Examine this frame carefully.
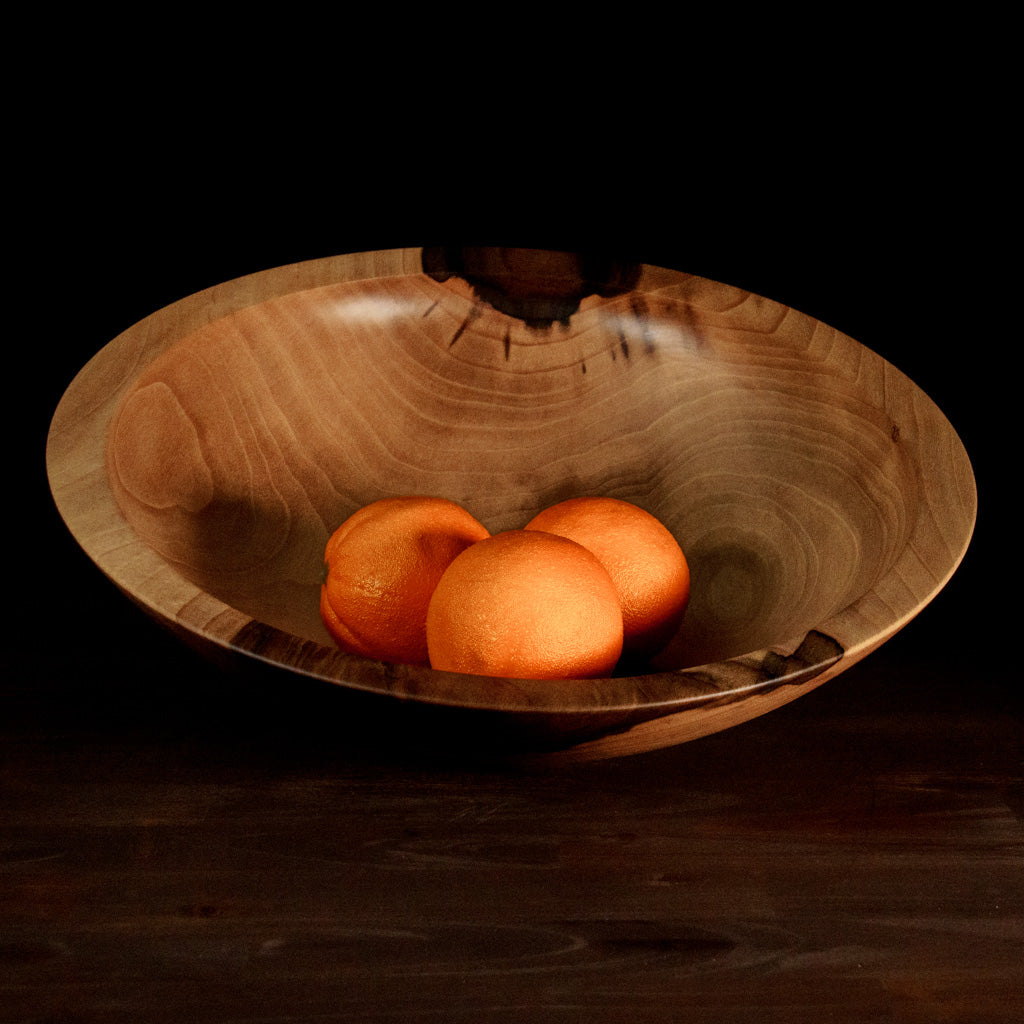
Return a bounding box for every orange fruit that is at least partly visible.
[320,496,490,665]
[524,496,689,660]
[425,530,624,680]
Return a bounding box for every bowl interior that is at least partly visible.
[100,248,930,673]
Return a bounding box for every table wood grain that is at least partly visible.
[3,576,1021,1023]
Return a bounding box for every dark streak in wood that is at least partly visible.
[225,615,849,761]
[760,630,845,689]
[422,246,642,328]
[179,903,221,919]
[449,306,483,348]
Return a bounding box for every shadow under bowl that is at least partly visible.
[46,246,976,761]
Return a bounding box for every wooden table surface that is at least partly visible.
[12,176,1020,1022]
[4,583,1021,1023]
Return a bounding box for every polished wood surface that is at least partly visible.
[46,248,974,759]
[3,607,1021,1023]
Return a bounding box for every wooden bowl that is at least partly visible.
[46,247,976,761]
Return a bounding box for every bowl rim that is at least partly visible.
[45,246,978,720]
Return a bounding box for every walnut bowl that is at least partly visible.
[46,247,976,761]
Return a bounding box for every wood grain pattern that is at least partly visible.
[46,247,976,759]
[3,675,1021,1024]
